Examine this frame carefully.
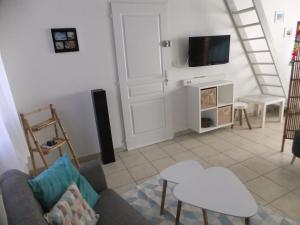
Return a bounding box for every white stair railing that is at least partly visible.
[224,0,287,98]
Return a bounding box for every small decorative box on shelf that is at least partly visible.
[187,80,234,133]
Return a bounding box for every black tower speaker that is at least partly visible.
[91,89,115,164]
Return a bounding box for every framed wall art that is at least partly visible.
[51,28,79,53]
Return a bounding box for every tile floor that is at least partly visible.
[102,116,300,222]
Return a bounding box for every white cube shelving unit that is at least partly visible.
[187,80,234,133]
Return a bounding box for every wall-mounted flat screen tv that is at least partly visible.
[188,35,230,67]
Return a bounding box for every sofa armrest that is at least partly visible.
[79,160,107,193]
[0,170,48,225]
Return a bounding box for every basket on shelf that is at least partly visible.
[201,118,213,128]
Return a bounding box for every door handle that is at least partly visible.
[164,71,169,86]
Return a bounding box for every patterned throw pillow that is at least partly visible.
[44,183,99,225]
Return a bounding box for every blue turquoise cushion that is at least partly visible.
[28,154,100,210]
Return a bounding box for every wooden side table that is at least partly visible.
[239,95,285,128]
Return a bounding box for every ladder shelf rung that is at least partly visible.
[231,7,255,14]
[237,22,260,28]
[32,138,67,155]
[31,118,56,132]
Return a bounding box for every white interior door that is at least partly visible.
[112,2,172,150]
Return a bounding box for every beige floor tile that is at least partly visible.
[162,143,187,156]
[229,164,259,183]
[173,134,193,143]
[206,140,236,153]
[292,187,300,197]
[118,149,141,159]
[272,193,300,222]
[240,143,273,155]
[283,162,300,176]
[263,138,282,150]
[224,148,254,162]
[265,204,287,218]
[264,168,300,190]
[128,163,158,181]
[102,160,126,175]
[212,129,235,138]
[260,152,293,167]
[250,191,268,206]
[197,135,220,144]
[206,153,237,167]
[121,154,148,168]
[114,182,136,195]
[171,151,199,162]
[197,158,211,169]
[136,175,158,185]
[242,157,278,175]
[178,138,203,149]
[246,177,289,202]
[190,145,219,158]
[151,157,177,172]
[141,148,168,161]
[138,144,160,152]
[106,170,134,189]
[157,140,175,148]
[226,136,252,146]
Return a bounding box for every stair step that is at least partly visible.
[256,73,278,77]
[264,93,286,98]
[232,7,255,14]
[261,84,282,87]
[252,62,274,65]
[237,22,260,28]
[247,50,270,53]
[242,37,265,41]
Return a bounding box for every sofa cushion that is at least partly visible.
[28,154,99,210]
[45,183,99,225]
[93,189,150,225]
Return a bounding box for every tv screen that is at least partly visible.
[188,35,230,67]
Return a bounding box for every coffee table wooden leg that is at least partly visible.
[175,201,182,225]
[245,217,250,225]
[202,209,208,225]
[160,180,167,215]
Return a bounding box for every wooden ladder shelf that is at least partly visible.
[20,104,80,175]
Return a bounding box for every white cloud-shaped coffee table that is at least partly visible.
[160,160,204,215]
[160,161,257,225]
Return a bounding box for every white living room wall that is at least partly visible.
[0,0,297,165]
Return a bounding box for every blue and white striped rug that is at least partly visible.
[122,176,299,225]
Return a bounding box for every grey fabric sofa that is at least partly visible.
[0,160,150,225]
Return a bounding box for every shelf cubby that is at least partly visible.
[187,80,234,133]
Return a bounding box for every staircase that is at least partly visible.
[224,0,287,98]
